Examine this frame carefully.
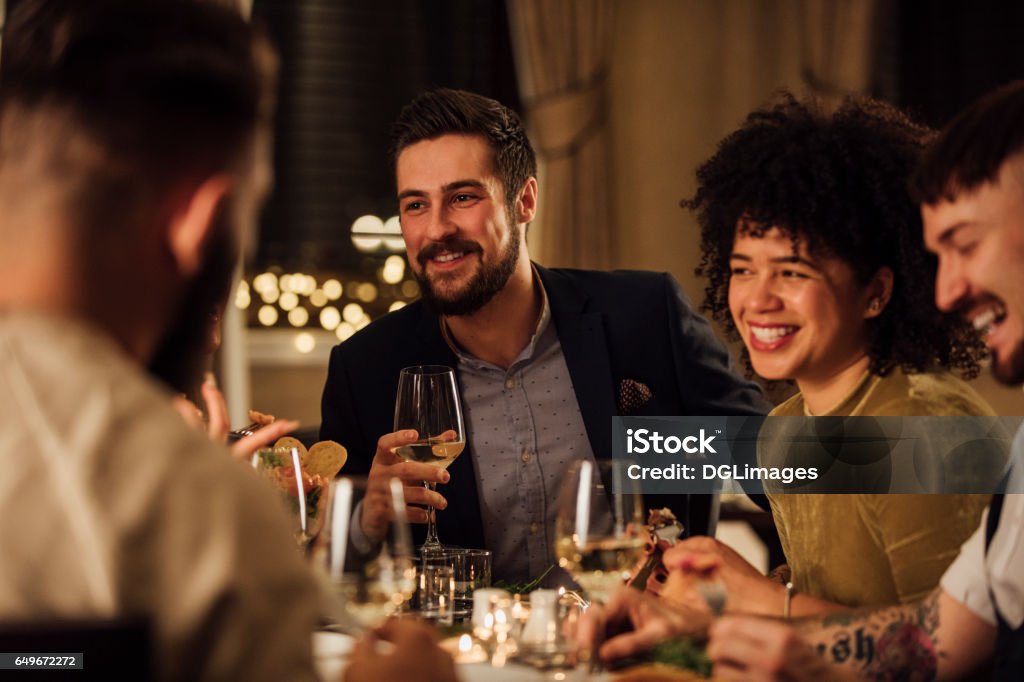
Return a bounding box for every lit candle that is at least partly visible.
[452,633,488,664]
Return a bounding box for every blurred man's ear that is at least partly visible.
[516,177,538,225]
[167,175,232,277]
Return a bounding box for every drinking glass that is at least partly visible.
[392,365,465,556]
[417,561,456,626]
[253,445,327,548]
[448,548,492,617]
[312,477,417,632]
[554,459,646,604]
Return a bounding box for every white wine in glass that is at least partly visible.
[391,438,465,469]
[393,365,465,556]
[555,459,645,603]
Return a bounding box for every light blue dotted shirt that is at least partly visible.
[442,281,597,584]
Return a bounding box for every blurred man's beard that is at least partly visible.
[415,223,521,317]
[147,219,237,394]
[992,344,1024,386]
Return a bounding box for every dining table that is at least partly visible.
[312,630,611,682]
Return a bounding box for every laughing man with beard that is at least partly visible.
[319,89,769,586]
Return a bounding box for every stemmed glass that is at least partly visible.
[253,445,327,549]
[554,459,646,604]
[313,477,417,631]
[392,365,465,557]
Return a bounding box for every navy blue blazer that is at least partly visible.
[320,266,769,549]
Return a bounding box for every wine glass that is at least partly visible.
[313,477,417,631]
[392,365,465,556]
[253,445,327,548]
[554,459,646,604]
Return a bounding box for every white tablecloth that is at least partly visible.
[313,632,608,682]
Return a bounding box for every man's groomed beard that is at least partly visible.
[415,222,521,317]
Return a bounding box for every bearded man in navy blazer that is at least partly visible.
[320,88,768,584]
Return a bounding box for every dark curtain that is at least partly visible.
[877,0,1024,128]
[251,0,520,271]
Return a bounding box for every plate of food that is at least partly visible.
[254,437,348,546]
[613,638,713,681]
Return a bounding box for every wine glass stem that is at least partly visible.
[422,481,441,552]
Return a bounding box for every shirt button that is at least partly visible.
[529,522,540,534]
[505,378,515,389]
[521,451,532,464]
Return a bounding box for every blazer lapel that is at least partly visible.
[538,266,617,460]
[413,304,456,360]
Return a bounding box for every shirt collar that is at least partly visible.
[440,265,552,370]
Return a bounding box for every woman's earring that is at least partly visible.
[868,298,881,313]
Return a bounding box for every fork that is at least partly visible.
[696,579,727,617]
[228,422,261,442]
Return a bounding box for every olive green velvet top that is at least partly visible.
[766,367,994,607]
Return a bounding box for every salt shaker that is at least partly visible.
[472,588,511,633]
[519,589,559,653]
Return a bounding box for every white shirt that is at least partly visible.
[0,312,320,681]
[941,425,1024,628]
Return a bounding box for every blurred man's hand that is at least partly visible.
[345,619,458,682]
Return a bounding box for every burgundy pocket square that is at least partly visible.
[618,379,653,414]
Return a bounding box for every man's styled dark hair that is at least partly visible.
[686,92,987,379]
[0,0,275,239]
[910,80,1024,205]
[390,88,537,217]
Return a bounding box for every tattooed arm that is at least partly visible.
[795,588,994,680]
[708,589,995,681]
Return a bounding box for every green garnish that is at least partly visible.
[650,638,712,677]
[258,449,284,468]
[306,486,321,519]
[492,564,555,594]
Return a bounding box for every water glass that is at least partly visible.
[418,564,455,625]
[447,548,492,616]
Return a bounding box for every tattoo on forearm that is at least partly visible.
[806,591,941,681]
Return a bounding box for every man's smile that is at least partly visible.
[969,300,1007,338]
[428,249,472,270]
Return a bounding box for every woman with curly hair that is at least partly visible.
[666,93,994,616]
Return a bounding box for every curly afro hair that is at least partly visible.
[684,91,986,379]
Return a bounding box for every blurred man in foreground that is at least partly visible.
[0,1,323,679]
[584,81,1024,681]
[0,3,462,680]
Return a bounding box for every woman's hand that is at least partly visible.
[661,536,785,617]
[576,587,711,664]
[173,373,299,462]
